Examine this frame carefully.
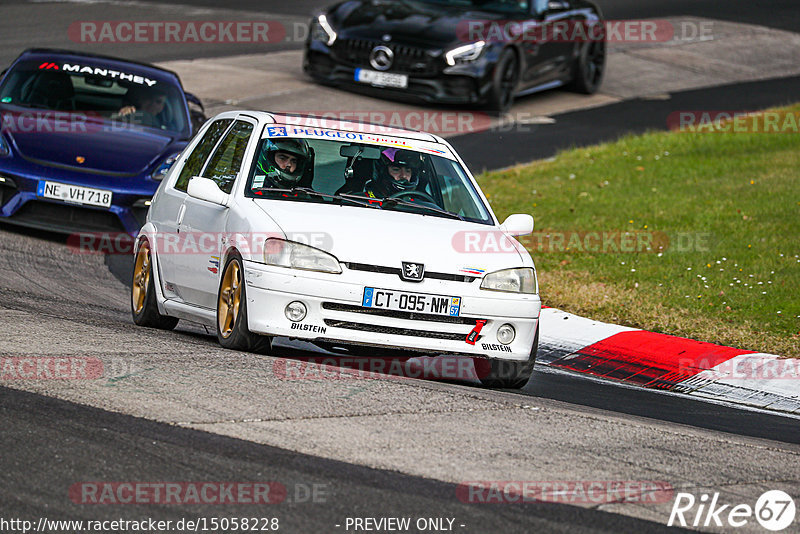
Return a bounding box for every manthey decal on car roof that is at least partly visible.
[37,61,158,86]
[263,125,451,158]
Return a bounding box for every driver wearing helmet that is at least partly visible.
[254,138,311,188]
[363,148,424,199]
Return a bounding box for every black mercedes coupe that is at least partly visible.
[303,0,605,113]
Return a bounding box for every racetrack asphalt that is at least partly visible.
[450,74,800,172]
[1,385,690,534]
[50,0,800,34]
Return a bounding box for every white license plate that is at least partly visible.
[39,181,112,208]
[355,68,408,89]
[362,287,461,317]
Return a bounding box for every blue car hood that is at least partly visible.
[8,120,174,176]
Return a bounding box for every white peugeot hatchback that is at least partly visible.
[132,111,541,388]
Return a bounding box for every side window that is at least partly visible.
[202,120,254,194]
[174,119,233,192]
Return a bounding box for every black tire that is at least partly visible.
[131,239,179,330]
[216,252,273,354]
[568,38,605,94]
[477,327,539,389]
[486,49,519,115]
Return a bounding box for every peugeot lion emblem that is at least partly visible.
[401,262,424,282]
[369,45,394,71]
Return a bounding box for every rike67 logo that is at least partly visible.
[668,490,796,531]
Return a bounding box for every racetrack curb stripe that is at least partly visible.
[537,309,800,414]
[549,331,753,390]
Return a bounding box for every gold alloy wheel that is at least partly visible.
[132,241,151,314]
[218,259,242,339]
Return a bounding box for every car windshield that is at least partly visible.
[0,61,189,136]
[416,0,529,14]
[245,136,494,225]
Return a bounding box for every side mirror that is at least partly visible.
[187,177,228,206]
[500,214,534,236]
[184,92,204,111]
[185,92,207,135]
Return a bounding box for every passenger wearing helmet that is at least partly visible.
[254,138,311,188]
[363,148,424,199]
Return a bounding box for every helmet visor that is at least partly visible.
[264,139,310,179]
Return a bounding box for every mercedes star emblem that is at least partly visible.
[369,45,394,71]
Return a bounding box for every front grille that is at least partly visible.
[323,302,477,324]
[334,39,440,75]
[344,262,476,283]
[12,201,123,232]
[323,319,473,342]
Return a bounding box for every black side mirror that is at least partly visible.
[184,92,207,135]
[184,92,204,111]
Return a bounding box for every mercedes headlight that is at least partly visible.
[151,152,182,181]
[445,41,486,66]
[311,14,337,46]
[480,267,537,294]
[264,238,342,274]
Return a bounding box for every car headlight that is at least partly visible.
[480,267,537,294]
[311,14,337,46]
[263,238,342,274]
[445,41,486,66]
[0,134,10,157]
[151,152,182,181]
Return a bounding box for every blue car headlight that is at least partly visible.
[151,152,182,181]
[0,134,10,157]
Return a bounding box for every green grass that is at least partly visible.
[479,106,800,356]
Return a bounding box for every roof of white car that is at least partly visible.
[230,110,443,144]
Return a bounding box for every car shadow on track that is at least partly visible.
[0,222,137,289]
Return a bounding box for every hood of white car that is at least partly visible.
[252,199,528,275]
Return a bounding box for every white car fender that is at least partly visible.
[134,222,170,315]
[222,198,286,265]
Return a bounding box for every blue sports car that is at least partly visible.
[0,49,206,235]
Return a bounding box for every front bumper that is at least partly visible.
[243,260,541,362]
[304,42,494,105]
[0,163,156,235]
